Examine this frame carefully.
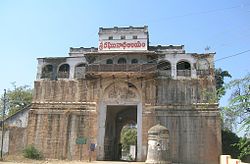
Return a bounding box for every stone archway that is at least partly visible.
[104,105,137,160]
[97,81,142,161]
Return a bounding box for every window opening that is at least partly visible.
[118,58,127,64]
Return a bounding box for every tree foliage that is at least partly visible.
[234,137,250,161]
[120,125,137,152]
[224,73,250,135]
[214,68,233,130]
[222,129,241,159]
[222,129,250,162]
[219,73,250,162]
[1,82,33,116]
[215,69,250,161]
[215,68,232,99]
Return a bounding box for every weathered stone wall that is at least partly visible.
[0,127,27,155]
[156,109,221,164]
[29,72,220,162]
[156,77,216,105]
[33,80,88,102]
[0,130,10,154]
[141,77,221,163]
[27,106,97,160]
[141,107,156,160]
[8,127,27,155]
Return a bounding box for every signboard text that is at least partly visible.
[98,39,147,51]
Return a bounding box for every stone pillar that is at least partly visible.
[191,63,197,79]
[146,124,171,164]
[37,59,43,80]
[171,61,176,79]
[97,102,106,160]
[69,63,75,79]
[137,102,143,161]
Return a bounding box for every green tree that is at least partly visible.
[120,125,137,152]
[215,68,232,99]
[224,73,250,135]
[222,129,241,159]
[220,73,250,162]
[234,137,250,161]
[1,82,33,116]
[214,68,233,130]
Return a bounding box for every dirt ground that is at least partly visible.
[0,155,145,164]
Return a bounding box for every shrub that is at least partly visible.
[23,145,43,160]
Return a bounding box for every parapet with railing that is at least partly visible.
[85,64,157,73]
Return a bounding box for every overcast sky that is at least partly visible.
[0,0,249,107]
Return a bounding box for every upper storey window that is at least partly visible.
[118,58,127,64]
[196,59,209,70]
[75,63,85,79]
[133,35,138,39]
[131,59,138,64]
[121,35,126,40]
[58,64,70,78]
[157,60,171,70]
[157,60,171,77]
[108,36,113,40]
[41,64,53,79]
[196,59,210,75]
[177,61,191,77]
[106,59,113,64]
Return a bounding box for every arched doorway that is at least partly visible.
[104,105,137,160]
[97,82,142,161]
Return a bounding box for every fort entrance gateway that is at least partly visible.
[27,26,221,164]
